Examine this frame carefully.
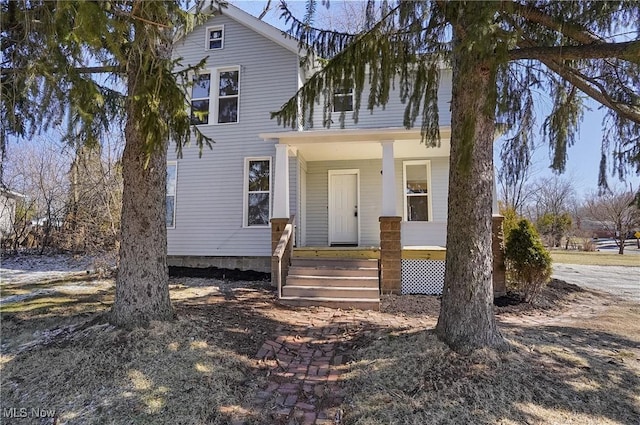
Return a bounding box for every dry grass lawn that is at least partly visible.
[1,277,280,424]
[1,268,639,424]
[344,300,640,424]
[550,249,640,267]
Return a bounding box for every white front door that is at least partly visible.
[328,170,359,245]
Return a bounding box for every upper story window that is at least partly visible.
[190,67,239,125]
[333,88,353,112]
[166,162,177,228]
[206,25,224,50]
[403,160,432,222]
[191,74,211,125]
[218,69,239,123]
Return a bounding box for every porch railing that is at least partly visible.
[272,215,295,299]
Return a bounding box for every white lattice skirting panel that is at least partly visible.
[401,259,445,295]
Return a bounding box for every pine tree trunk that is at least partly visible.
[435,10,506,351]
[111,121,174,327]
[110,33,174,327]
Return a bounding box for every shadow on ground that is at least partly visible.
[1,273,639,424]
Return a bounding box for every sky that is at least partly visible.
[230,0,639,199]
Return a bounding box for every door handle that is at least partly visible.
[354,206,358,217]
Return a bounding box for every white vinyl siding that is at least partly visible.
[169,14,299,257]
[309,69,453,129]
[166,162,177,228]
[169,12,453,257]
[304,157,448,247]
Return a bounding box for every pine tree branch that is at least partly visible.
[507,2,640,66]
[508,40,640,61]
[540,58,640,124]
[510,1,603,45]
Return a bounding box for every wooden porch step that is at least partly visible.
[288,265,378,278]
[282,255,380,311]
[286,274,379,288]
[282,285,379,299]
[290,257,378,269]
[279,296,380,311]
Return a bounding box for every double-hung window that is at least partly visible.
[403,160,432,221]
[206,26,224,50]
[191,74,211,125]
[166,162,177,228]
[190,67,240,125]
[333,88,353,112]
[217,69,239,123]
[244,158,271,227]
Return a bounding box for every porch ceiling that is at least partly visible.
[260,127,451,161]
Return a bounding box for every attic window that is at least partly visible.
[333,88,353,112]
[207,26,224,50]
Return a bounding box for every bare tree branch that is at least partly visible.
[1,66,123,76]
[257,0,272,20]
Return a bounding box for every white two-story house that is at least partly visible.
[168,3,504,308]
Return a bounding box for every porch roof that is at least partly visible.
[260,127,451,161]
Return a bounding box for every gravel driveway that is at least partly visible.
[552,263,640,302]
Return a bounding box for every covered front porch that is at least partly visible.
[262,127,505,306]
[261,127,452,251]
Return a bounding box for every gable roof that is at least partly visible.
[189,1,302,55]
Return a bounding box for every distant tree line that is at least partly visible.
[2,132,123,255]
[498,169,640,255]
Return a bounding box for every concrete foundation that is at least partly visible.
[167,256,271,273]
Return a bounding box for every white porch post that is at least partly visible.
[381,141,397,216]
[273,143,290,219]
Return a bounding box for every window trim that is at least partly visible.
[215,66,240,124]
[403,160,433,222]
[190,73,211,125]
[166,161,178,229]
[333,88,354,112]
[205,25,224,50]
[243,157,272,228]
[189,66,240,126]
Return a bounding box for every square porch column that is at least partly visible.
[381,141,397,217]
[380,216,402,294]
[272,143,290,220]
[380,141,401,294]
[271,144,291,287]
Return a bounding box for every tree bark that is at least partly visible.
[110,34,174,327]
[436,12,506,352]
[111,119,174,327]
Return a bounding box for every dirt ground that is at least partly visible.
[1,255,639,424]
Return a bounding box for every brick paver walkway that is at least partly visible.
[251,308,435,424]
[253,316,349,424]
